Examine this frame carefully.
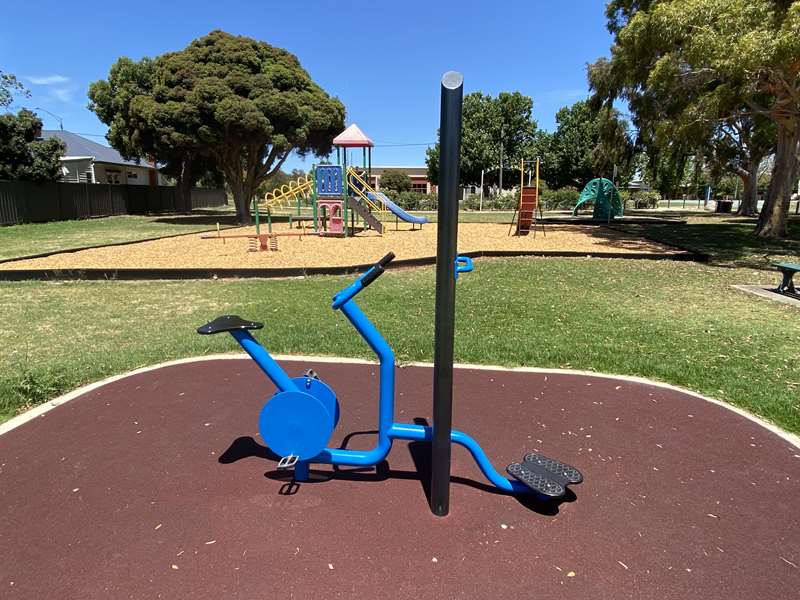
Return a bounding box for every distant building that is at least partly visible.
[368,166,435,194]
[41,130,161,185]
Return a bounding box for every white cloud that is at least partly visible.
[52,88,74,102]
[27,74,70,85]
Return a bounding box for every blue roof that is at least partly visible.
[41,130,153,168]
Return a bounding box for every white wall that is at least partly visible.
[94,163,155,186]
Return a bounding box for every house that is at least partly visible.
[368,166,435,194]
[41,130,161,185]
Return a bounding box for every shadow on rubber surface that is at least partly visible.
[217,423,574,516]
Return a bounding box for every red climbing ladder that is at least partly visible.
[517,186,539,234]
[509,159,546,237]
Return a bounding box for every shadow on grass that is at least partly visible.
[153,214,243,227]
[615,217,800,268]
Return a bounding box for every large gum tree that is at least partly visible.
[591,0,800,238]
[148,31,344,224]
[90,31,345,223]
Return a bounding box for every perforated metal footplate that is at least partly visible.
[507,453,583,498]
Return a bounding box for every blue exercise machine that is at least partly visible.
[197,251,582,500]
[197,71,582,515]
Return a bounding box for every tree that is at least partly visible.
[1,69,28,109]
[0,110,65,181]
[426,91,542,188]
[544,100,634,189]
[706,114,775,215]
[89,57,218,213]
[150,31,344,223]
[90,32,344,223]
[591,0,800,238]
[379,169,412,192]
[590,53,775,213]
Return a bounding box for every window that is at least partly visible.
[106,170,121,185]
[127,171,138,179]
[411,182,428,194]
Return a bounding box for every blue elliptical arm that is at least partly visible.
[368,192,429,225]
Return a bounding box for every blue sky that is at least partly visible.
[1,0,613,171]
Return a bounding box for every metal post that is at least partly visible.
[498,126,504,191]
[311,167,318,232]
[479,169,484,211]
[343,149,349,237]
[254,197,260,235]
[431,71,464,518]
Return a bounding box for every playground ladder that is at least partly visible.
[510,186,546,237]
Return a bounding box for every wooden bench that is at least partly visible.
[773,262,800,295]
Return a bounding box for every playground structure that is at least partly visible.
[509,158,546,237]
[196,73,583,514]
[202,124,428,251]
[573,177,624,220]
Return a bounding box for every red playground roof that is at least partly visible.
[333,124,374,148]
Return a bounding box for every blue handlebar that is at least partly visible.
[332,252,396,310]
[331,272,369,310]
[455,255,474,280]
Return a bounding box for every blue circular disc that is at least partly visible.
[259,390,334,460]
[290,376,340,427]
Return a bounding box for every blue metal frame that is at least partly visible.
[224,260,530,493]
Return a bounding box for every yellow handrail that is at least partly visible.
[346,168,387,214]
[260,175,313,209]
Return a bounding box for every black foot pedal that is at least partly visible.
[507,453,583,498]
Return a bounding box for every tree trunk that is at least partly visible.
[177,157,194,214]
[735,154,761,217]
[230,181,251,225]
[755,121,798,238]
[223,162,252,225]
[223,145,287,225]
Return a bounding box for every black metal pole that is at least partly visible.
[431,71,464,517]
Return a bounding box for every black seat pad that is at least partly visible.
[197,315,264,335]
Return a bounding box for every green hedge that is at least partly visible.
[620,190,660,209]
[541,186,580,210]
[462,193,518,211]
[386,190,437,211]
[383,186,661,213]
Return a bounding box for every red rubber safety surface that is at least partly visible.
[0,359,798,599]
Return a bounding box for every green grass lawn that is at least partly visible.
[618,215,800,268]
[2,258,797,433]
[0,213,240,261]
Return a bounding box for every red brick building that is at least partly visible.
[368,166,435,194]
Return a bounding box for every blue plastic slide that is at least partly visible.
[368,192,429,225]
